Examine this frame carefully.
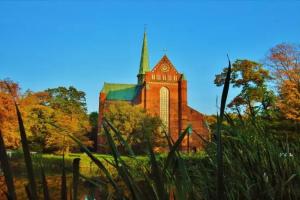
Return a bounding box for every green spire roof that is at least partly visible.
[138,31,150,75]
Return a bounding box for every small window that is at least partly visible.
[174,76,177,81]
[156,74,161,80]
[168,75,172,81]
[152,74,155,80]
[163,75,166,80]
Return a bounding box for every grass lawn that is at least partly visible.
[8,151,206,178]
[2,150,208,199]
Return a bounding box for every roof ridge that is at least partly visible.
[104,82,137,86]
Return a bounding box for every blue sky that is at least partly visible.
[1,1,300,114]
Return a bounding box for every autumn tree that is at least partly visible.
[20,91,57,152]
[215,59,274,122]
[15,87,92,153]
[101,101,166,154]
[0,80,20,148]
[266,43,300,122]
[0,82,92,152]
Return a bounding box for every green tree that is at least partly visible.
[88,111,98,151]
[101,101,165,154]
[46,86,87,114]
[44,86,92,153]
[215,59,274,121]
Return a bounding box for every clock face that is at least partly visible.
[161,65,169,72]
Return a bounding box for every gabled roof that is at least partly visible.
[101,83,139,101]
[151,55,180,74]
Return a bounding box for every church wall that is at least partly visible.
[181,106,210,151]
[143,81,180,142]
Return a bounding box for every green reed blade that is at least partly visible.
[0,130,17,200]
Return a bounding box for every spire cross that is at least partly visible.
[163,48,168,54]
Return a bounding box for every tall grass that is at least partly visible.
[72,158,80,200]
[40,164,50,200]
[61,151,67,200]
[0,130,17,200]
[6,82,38,200]
[216,56,232,200]
[16,103,38,200]
[191,123,300,199]
[67,118,194,199]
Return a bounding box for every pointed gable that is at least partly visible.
[151,55,179,74]
[148,55,182,82]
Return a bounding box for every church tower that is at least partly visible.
[137,31,150,85]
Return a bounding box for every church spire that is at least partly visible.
[138,31,150,84]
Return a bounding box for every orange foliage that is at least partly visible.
[0,80,20,148]
[267,43,300,122]
[0,80,92,151]
[277,80,300,122]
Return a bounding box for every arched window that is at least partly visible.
[160,87,169,131]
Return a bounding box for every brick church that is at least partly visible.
[98,32,209,152]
